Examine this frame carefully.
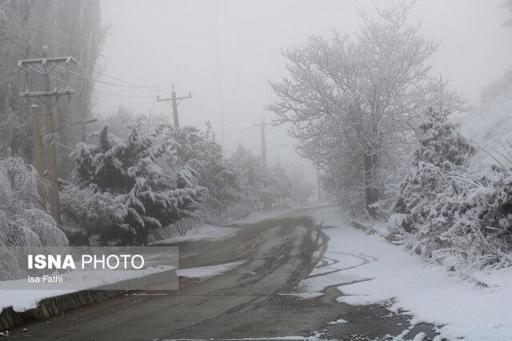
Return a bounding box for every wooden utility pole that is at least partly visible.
[316,168,322,203]
[30,104,46,208]
[157,85,191,129]
[18,46,77,225]
[253,118,270,165]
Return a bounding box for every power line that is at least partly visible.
[40,60,223,132]
[5,36,168,94]
[99,71,170,91]
[94,89,156,98]
[59,67,170,93]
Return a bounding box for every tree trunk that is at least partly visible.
[363,152,378,218]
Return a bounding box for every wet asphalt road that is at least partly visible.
[8,209,438,340]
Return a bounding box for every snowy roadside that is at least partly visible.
[0,265,176,312]
[151,206,315,245]
[0,208,297,316]
[229,206,306,225]
[297,206,512,340]
[151,223,238,244]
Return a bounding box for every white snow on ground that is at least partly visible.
[304,206,512,341]
[153,206,320,245]
[0,265,175,311]
[177,261,244,279]
[278,292,324,299]
[231,207,302,225]
[0,289,73,313]
[152,224,237,244]
[328,318,348,325]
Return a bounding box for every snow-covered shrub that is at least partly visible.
[402,167,512,269]
[64,124,207,245]
[167,125,240,217]
[395,107,475,224]
[390,107,512,270]
[390,108,499,269]
[0,157,68,279]
[0,157,68,247]
[60,184,128,245]
[468,170,512,260]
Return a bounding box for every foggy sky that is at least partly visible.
[96,0,512,171]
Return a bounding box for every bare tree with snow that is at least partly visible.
[270,1,464,217]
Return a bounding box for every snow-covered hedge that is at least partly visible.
[390,108,512,270]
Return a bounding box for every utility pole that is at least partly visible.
[253,118,270,165]
[18,46,77,225]
[30,104,46,208]
[316,168,322,203]
[157,85,191,129]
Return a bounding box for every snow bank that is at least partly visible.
[306,206,512,341]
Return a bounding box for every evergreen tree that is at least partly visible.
[65,124,207,245]
[170,125,239,215]
[391,108,482,264]
[395,108,475,218]
[414,108,475,168]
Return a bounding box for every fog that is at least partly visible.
[4,2,512,336]
[97,0,512,170]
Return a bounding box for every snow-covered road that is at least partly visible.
[304,206,512,341]
[7,206,511,340]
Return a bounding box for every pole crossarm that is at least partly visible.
[17,56,78,68]
[176,92,192,105]
[19,88,74,98]
[156,96,172,102]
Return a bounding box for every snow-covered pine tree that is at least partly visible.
[167,125,240,216]
[390,107,481,264]
[394,107,475,219]
[65,124,207,245]
[413,108,475,169]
